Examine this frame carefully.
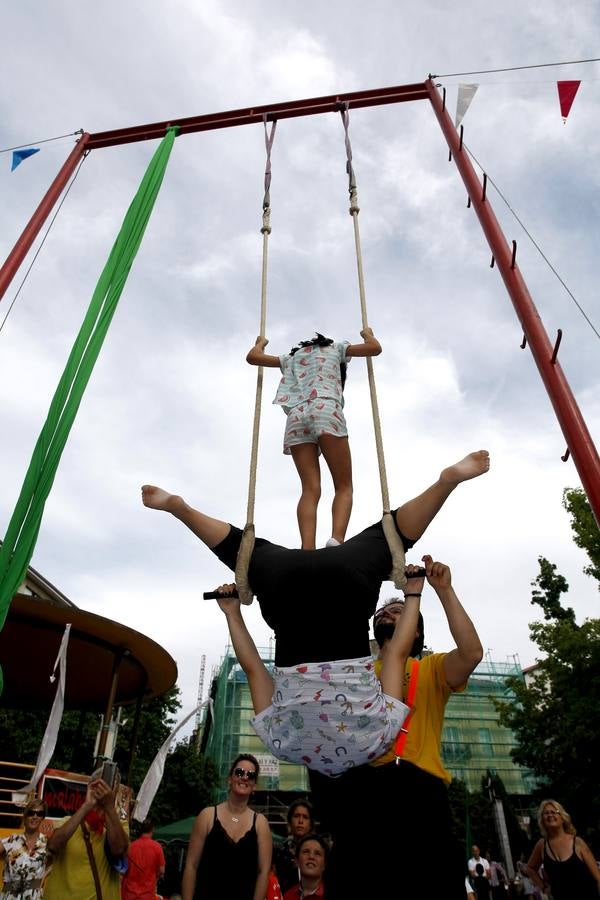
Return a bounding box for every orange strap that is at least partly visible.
[394,658,420,763]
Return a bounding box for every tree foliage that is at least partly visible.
[149,741,218,826]
[563,487,600,584]
[447,774,529,869]
[113,687,181,789]
[494,490,600,849]
[0,685,217,825]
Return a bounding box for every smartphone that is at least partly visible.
[99,760,118,788]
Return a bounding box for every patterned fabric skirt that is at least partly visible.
[251,655,408,776]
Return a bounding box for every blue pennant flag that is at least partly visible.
[11,147,40,171]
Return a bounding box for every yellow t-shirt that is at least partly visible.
[44,818,125,900]
[373,653,464,783]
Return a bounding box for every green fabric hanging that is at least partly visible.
[0,127,179,694]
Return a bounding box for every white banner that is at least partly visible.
[133,699,211,822]
[13,624,71,804]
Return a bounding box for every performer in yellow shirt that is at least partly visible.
[310,557,482,900]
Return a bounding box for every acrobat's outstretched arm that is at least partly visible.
[423,556,483,689]
[345,326,382,357]
[246,335,280,367]
[379,565,424,701]
[216,585,274,715]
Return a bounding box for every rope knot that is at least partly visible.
[261,207,272,235]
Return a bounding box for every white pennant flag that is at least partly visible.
[455,83,479,128]
[133,698,213,822]
[13,624,71,804]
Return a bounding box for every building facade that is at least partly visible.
[199,646,536,807]
[441,657,537,795]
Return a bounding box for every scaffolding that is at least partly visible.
[200,646,536,808]
[201,645,309,805]
[441,657,538,795]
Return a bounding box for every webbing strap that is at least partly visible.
[80,823,103,900]
[339,105,406,588]
[235,118,277,604]
[0,128,179,694]
[394,657,420,762]
[262,117,277,210]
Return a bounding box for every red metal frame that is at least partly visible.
[0,132,90,301]
[426,79,600,522]
[1,80,598,522]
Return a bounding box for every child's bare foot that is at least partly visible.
[141,484,182,513]
[440,450,490,485]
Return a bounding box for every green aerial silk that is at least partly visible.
[0,127,179,694]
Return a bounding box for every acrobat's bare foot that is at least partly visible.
[141,484,183,514]
[440,450,490,486]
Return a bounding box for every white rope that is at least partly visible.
[235,118,277,604]
[340,105,406,589]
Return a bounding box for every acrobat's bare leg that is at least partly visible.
[141,485,230,548]
[395,450,490,542]
[290,444,321,550]
[319,434,353,544]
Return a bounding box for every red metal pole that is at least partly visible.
[84,83,429,150]
[426,79,600,524]
[0,133,91,303]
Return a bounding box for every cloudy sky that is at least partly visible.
[1,1,599,733]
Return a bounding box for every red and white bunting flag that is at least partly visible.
[455,83,479,128]
[557,80,581,122]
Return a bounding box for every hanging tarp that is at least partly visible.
[0,127,179,694]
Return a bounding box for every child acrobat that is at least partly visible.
[214,563,427,777]
[246,328,382,550]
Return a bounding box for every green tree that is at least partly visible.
[1,687,185,787]
[149,740,218,826]
[448,774,529,870]
[494,491,600,849]
[563,487,600,584]
[114,687,181,789]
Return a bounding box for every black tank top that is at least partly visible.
[543,836,598,900]
[194,806,259,900]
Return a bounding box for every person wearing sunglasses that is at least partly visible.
[181,754,272,900]
[305,559,484,900]
[0,799,49,900]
